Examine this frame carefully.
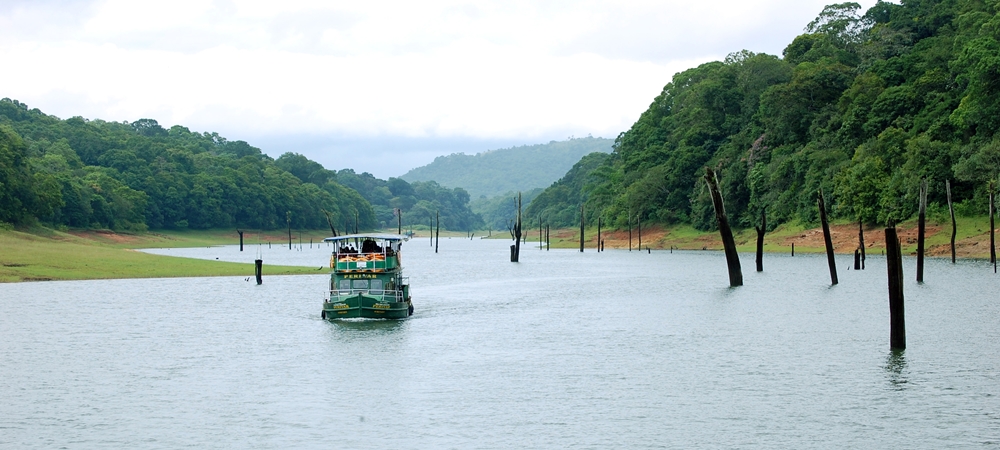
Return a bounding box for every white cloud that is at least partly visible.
[0,0,887,176]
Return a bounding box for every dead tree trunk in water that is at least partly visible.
[238,229,244,252]
[286,211,292,250]
[818,190,838,285]
[579,204,585,253]
[755,209,766,272]
[886,226,906,349]
[435,210,440,254]
[704,168,743,287]
[323,210,338,237]
[597,217,602,253]
[396,208,402,235]
[917,179,927,282]
[628,213,633,252]
[991,181,996,272]
[858,220,866,270]
[255,259,263,285]
[637,214,642,252]
[946,180,956,263]
[511,192,522,262]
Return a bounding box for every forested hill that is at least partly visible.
[0,99,481,232]
[399,137,612,198]
[532,0,1000,229]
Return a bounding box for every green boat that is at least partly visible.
[321,234,413,320]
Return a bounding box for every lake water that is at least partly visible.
[2,237,998,448]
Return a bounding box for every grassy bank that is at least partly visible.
[527,215,999,259]
[0,227,328,283]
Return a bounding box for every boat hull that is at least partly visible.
[322,294,411,320]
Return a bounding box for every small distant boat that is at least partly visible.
[321,234,413,319]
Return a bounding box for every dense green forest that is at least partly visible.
[275,154,482,231]
[400,137,612,198]
[0,100,480,232]
[470,188,544,232]
[531,0,1000,230]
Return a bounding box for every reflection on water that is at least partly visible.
[885,349,908,389]
[2,239,999,448]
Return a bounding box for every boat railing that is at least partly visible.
[327,288,405,302]
[331,251,399,272]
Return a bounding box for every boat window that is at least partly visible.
[352,279,368,290]
[338,279,351,291]
[370,280,383,291]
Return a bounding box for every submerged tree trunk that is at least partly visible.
[255,259,263,285]
[858,220,866,270]
[435,210,440,254]
[886,226,906,350]
[597,217,602,253]
[238,229,244,252]
[323,210,338,237]
[637,215,642,252]
[917,179,927,282]
[579,204,585,253]
[755,208,766,272]
[512,192,522,262]
[947,180,956,264]
[818,190,838,285]
[991,181,997,272]
[286,211,292,250]
[704,168,743,287]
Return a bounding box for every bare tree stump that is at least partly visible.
[755,208,766,272]
[947,180,956,264]
[917,179,927,282]
[858,220,866,270]
[885,227,905,349]
[238,229,244,252]
[579,203,585,253]
[818,190,838,285]
[704,168,743,287]
[255,259,263,285]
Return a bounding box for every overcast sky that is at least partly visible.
[0,0,884,178]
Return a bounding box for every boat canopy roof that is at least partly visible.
[323,233,409,243]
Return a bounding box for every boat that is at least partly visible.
[321,233,413,319]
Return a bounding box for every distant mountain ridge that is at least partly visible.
[399,137,613,198]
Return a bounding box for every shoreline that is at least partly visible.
[3,217,997,282]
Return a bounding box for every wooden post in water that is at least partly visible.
[637,214,642,252]
[858,220,866,270]
[818,190,838,285]
[628,213,633,252]
[286,211,292,250]
[435,210,440,254]
[539,215,543,250]
[704,168,743,287]
[991,181,996,272]
[755,208,766,272]
[597,217,602,253]
[885,226,905,349]
[323,210,338,237]
[579,204,585,252]
[791,242,794,256]
[512,192,522,262]
[947,180,956,263]
[397,208,402,235]
[545,224,549,251]
[255,259,263,285]
[238,229,244,252]
[854,249,861,270]
[917,179,927,282]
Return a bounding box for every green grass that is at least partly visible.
[0,228,324,283]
